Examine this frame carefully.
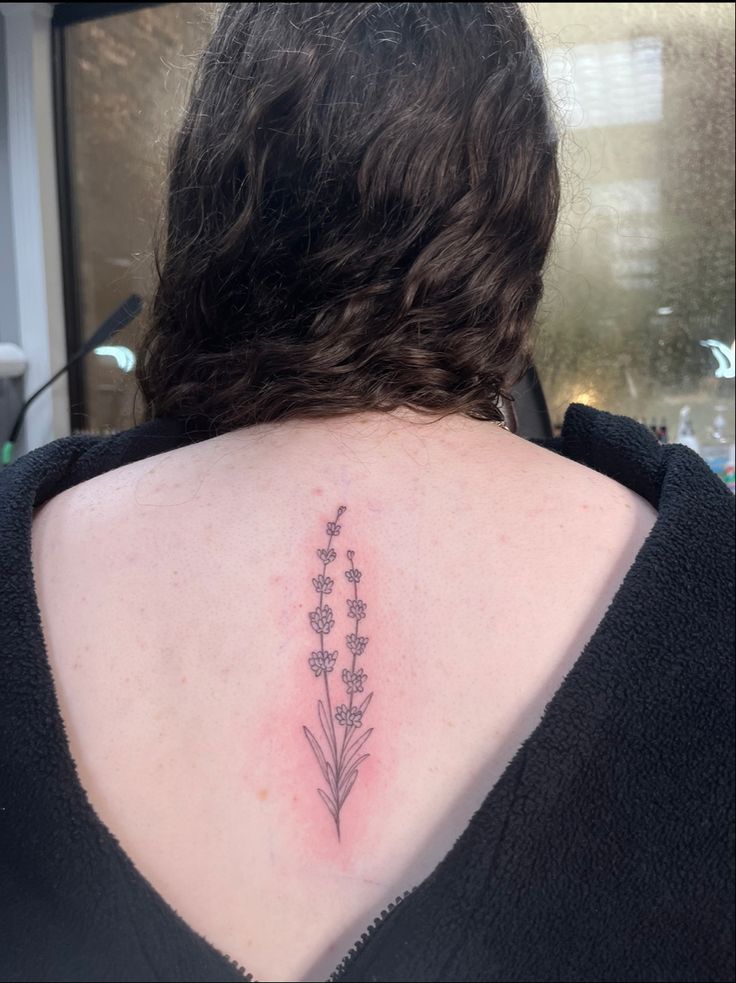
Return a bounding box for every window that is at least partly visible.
[529,3,734,458]
[57,2,734,475]
[57,2,217,433]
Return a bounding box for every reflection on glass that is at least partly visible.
[699,341,735,380]
[546,38,662,128]
[93,346,136,373]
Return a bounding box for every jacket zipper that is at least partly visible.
[327,887,417,981]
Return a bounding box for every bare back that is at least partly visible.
[31,412,658,982]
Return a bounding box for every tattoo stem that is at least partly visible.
[337,553,360,780]
[320,521,340,762]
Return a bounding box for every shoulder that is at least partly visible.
[512,428,660,548]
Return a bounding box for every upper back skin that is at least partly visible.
[30,410,658,982]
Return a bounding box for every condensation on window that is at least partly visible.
[528,2,734,458]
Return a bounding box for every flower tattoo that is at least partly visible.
[347,598,367,620]
[309,651,337,676]
[312,574,334,594]
[342,667,367,694]
[302,507,374,841]
[335,705,364,728]
[346,633,369,656]
[309,605,334,634]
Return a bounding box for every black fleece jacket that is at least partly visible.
[0,403,733,982]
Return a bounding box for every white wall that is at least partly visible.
[0,2,69,453]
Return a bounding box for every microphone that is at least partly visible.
[2,294,143,466]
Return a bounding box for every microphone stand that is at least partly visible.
[2,294,142,466]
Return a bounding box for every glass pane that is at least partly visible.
[529,2,734,487]
[64,2,218,433]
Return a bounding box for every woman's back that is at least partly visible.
[30,411,659,981]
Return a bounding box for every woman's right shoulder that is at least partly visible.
[511,429,660,550]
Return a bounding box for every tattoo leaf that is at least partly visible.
[326,761,338,797]
[317,699,336,758]
[317,788,338,820]
[303,726,330,784]
[340,753,369,790]
[338,768,360,808]
[357,691,373,716]
[343,725,373,763]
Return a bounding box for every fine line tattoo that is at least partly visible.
[303,506,373,841]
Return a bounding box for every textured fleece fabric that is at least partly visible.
[0,403,733,983]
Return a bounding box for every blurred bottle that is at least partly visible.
[700,405,734,492]
[725,442,735,494]
[675,405,700,453]
[658,418,668,444]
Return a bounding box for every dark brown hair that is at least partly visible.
[136,2,560,430]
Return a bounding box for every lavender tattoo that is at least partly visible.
[303,506,373,840]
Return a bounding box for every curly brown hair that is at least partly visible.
[136,2,560,430]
